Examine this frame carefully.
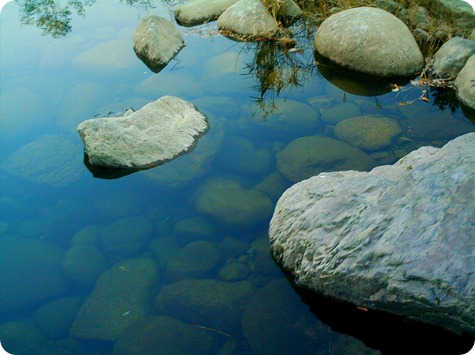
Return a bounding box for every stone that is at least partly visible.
[247,98,321,140]
[133,16,184,73]
[218,260,251,281]
[154,279,256,337]
[70,258,158,341]
[165,241,222,281]
[430,37,475,79]
[455,54,475,110]
[314,7,424,77]
[1,134,83,187]
[241,279,322,354]
[321,102,361,125]
[73,39,138,73]
[99,216,153,255]
[0,321,46,355]
[217,0,279,39]
[148,237,181,270]
[0,237,68,314]
[94,190,142,218]
[113,316,218,355]
[269,133,475,336]
[195,177,274,227]
[77,96,209,169]
[174,0,239,26]
[62,245,107,286]
[173,217,214,243]
[334,115,402,151]
[276,136,376,183]
[34,297,83,339]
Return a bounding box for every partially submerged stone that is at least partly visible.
[133,16,184,72]
[218,0,279,40]
[430,37,475,79]
[77,96,209,169]
[314,7,424,77]
[174,0,239,26]
[455,54,475,111]
[270,133,475,336]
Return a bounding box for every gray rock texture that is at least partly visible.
[313,7,424,77]
[217,0,279,39]
[431,37,475,79]
[174,0,239,26]
[133,16,184,72]
[455,54,475,111]
[77,96,209,169]
[269,133,475,336]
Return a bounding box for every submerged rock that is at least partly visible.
[62,245,107,286]
[0,237,68,314]
[174,0,239,26]
[133,16,184,73]
[113,316,218,355]
[276,136,376,183]
[154,279,256,337]
[455,54,475,110]
[314,7,424,77]
[334,115,402,151]
[1,134,83,187]
[195,177,274,227]
[77,96,209,169]
[70,258,157,341]
[34,297,83,339]
[270,133,475,336]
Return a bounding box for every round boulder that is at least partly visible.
[334,115,402,151]
[455,54,475,110]
[276,136,376,183]
[314,7,424,77]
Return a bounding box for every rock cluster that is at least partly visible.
[270,133,475,336]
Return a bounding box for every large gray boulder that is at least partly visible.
[174,0,239,26]
[314,7,424,77]
[133,16,184,72]
[77,96,209,169]
[455,54,475,110]
[430,37,475,79]
[270,133,475,336]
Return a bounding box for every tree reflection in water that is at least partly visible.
[16,0,159,37]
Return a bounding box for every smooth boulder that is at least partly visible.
[430,37,475,79]
[455,54,475,110]
[133,16,184,72]
[270,133,475,336]
[174,0,239,26]
[77,96,209,169]
[314,7,424,77]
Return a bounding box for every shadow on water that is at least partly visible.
[282,274,475,354]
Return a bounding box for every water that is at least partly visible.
[1,1,474,354]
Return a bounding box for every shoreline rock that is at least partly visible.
[270,133,475,336]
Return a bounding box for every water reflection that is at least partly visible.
[16,0,158,37]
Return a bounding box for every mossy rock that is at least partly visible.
[334,115,402,151]
[276,136,376,182]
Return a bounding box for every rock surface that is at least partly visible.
[70,258,157,341]
[174,0,239,26]
[334,115,401,151]
[217,0,278,39]
[133,16,184,72]
[276,136,376,183]
[269,133,475,336]
[314,7,424,77]
[113,316,217,355]
[455,54,475,110]
[430,37,475,79]
[77,96,209,169]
